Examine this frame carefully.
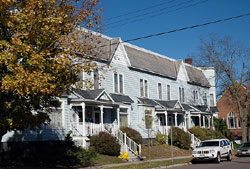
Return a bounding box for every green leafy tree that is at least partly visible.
[0,0,103,141]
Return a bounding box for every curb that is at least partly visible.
[150,162,190,169]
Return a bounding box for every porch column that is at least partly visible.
[199,114,201,127]
[203,115,205,128]
[165,111,168,126]
[100,105,104,130]
[174,113,177,127]
[208,116,211,128]
[183,114,187,130]
[117,108,120,128]
[81,103,86,137]
[211,115,214,130]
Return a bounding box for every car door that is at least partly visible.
[221,140,228,157]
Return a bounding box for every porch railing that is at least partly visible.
[110,128,141,159]
[186,130,201,149]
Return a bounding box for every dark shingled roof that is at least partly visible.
[138,97,160,106]
[155,100,178,109]
[73,89,104,100]
[181,104,193,111]
[193,105,209,112]
[110,93,134,104]
[185,65,210,87]
[124,45,177,79]
[210,106,219,113]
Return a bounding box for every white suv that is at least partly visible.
[192,139,232,163]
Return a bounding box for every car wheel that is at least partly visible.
[227,152,232,161]
[215,153,221,163]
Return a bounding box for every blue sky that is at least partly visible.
[100,0,250,60]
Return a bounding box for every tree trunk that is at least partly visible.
[242,120,247,143]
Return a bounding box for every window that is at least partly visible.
[158,83,162,99]
[210,93,214,106]
[140,79,144,97]
[196,91,198,104]
[193,91,196,104]
[167,85,170,100]
[238,118,241,128]
[140,79,148,97]
[203,92,207,105]
[179,87,184,102]
[93,70,99,89]
[182,88,185,102]
[119,74,123,93]
[145,80,148,97]
[114,73,118,93]
[49,109,62,127]
[179,87,181,102]
[77,71,84,88]
[228,112,236,129]
[114,73,124,94]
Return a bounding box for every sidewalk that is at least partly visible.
[81,155,192,169]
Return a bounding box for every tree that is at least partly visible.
[0,0,103,141]
[193,34,250,143]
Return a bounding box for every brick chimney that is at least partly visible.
[185,58,192,65]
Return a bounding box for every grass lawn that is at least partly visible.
[142,144,192,160]
[108,158,191,169]
[93,154,126,166]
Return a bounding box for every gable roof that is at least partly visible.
[124,45,177,79]
[73,89,105,100]
[73,29,120,62]
[185,65,210,87]
[110,93,134,104]
[155,100,178,109]
[138,97,160,106]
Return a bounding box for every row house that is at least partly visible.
[2,31,218,149]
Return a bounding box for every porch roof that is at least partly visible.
[192,105,209,112]
[155,100,178,109]
[210,106,219,113]
[137,97,160,107]
[181,104,194,111]
[110,93,134,104]
[73,89,104,100]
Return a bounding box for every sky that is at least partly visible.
[99,0,250,61]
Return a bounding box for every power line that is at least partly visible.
[95,12,250,50]
[107,0,209,29]
[104,0,176,21]
[123,12,250,43]
[105,0,196,27]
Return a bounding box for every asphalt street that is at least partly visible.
[175,157,250,169]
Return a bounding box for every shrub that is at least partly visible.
[155,132,167,144]
[168,127,191,149]
[120,127,143,144]
[188,126,227,141]
[0,134,97,167]
[90,132,121,156]
[188,126,207,141]
[214,118,234,141]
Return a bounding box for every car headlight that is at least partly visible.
[192,151,196,154]
[237,150,241,152]
[210,150,215,153]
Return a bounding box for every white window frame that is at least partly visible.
[113,72,124,94]
[139,78,149,97]
[228,112,236,129]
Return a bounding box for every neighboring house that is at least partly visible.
[2,31,218,148]
[217,86,249,141]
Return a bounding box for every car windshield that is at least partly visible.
[199,141,219,147]
[242,143,250,147]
